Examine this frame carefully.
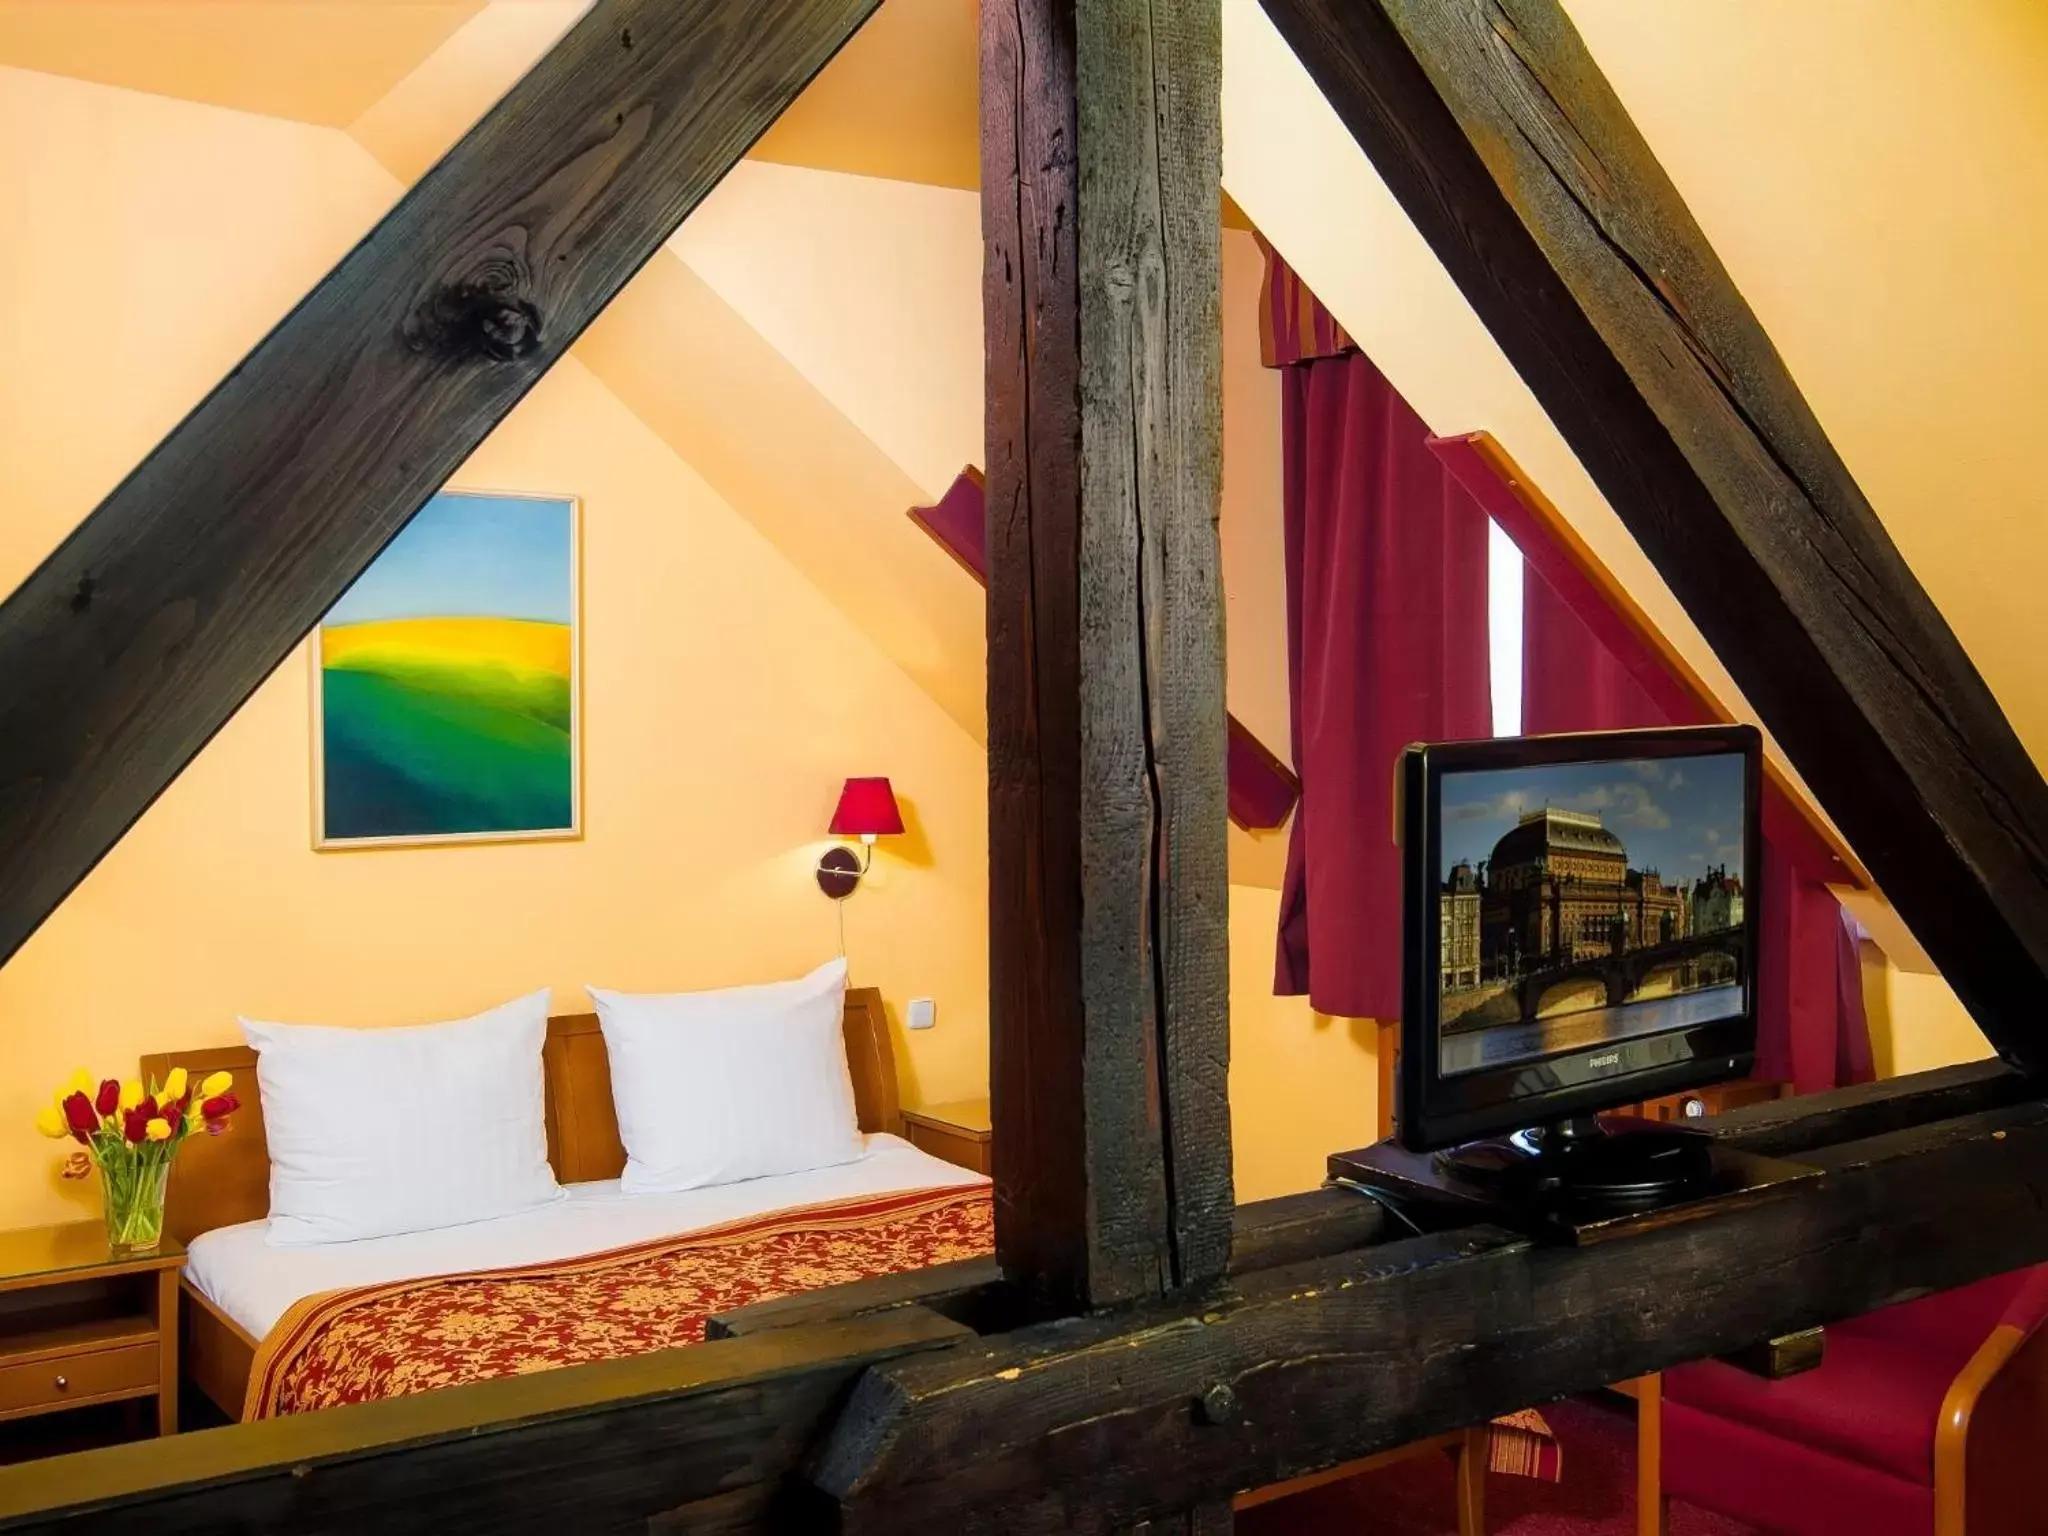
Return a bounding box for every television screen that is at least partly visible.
[1433,749,1749,1080]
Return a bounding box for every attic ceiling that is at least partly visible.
[0,0,984,183]
[13,0,2027,935]
[0,2,484,126]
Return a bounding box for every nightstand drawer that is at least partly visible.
[904,1119,991,1174]
[0,1341,157,1418]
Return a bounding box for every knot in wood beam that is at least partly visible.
[404,255,542,363]
[1194,1382,1240,1426]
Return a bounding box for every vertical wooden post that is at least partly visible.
[982,0,1232,1310]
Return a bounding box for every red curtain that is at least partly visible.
[1272,352,1493,1018]
[1521,569,1666,736]
[1520,565,1874,1093]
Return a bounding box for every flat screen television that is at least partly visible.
[1397,724,1762,1154]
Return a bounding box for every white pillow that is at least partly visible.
[589,958,862,1194]
[241,991,563,1247]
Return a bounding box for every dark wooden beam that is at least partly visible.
[981,0,1232,1308]
[1710,1057,2037,1158]
[706,1191,1390,1343]
[816,1096,2048,1534]
[907,469,1301,832]
[0,1309,965,1535]
[1254,0,2048,1066]
[0,0,878,969]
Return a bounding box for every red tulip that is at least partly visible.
[200,1093,239,1120]
[121,1102,155,1144]
[94,1079,119,1117]
[60,1092,98,1143]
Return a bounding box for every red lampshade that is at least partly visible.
[829,777,904,838]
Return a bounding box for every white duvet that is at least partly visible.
[185,1133,984,1341]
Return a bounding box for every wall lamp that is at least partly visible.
[816,777,904,899]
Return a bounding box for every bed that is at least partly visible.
[142,988,989,1421]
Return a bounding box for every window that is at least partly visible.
[1488,519,1524,736]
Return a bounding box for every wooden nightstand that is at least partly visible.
[0,1223,183,1436]
[901,1099,993,1175]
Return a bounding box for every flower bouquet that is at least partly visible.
[36,1067,242,1257]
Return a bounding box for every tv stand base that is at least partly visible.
[1329,1115,1819,1245]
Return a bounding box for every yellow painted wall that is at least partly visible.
[1229,886,1378,1202]
[672,161,986,504]
[0,69,990,1229]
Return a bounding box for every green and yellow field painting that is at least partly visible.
[316,493,577,845]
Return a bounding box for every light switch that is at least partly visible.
[907,997,937,1031]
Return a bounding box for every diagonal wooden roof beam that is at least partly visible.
[0,0,880,967]
[1256,0,2048,1067]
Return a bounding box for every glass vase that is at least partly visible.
[102,1155,172,1258]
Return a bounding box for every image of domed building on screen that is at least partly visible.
[1435,755,1747,1041]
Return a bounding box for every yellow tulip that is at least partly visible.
[65,1068,92,1096]
[200,1070,233,1100]
[34,1105,66,1139]
[144,1118,171,1142]
[117,1080,144,1112]
[161,1067,188,1103]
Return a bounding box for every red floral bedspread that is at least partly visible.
[244,1184,993,1419]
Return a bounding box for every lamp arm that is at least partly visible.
[815,842,874,877]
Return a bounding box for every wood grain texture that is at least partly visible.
[1255,0,2048,1066]
[0,1309,968,1535]
[1074,0,1231,1296]
[706,1257,1005,1344]
[983,0,1094,1310]
[1126,1502,1233,1536]
[1708,1057,2036,1158]
[0,0,879,971]
[906,469,1297,832]
[983,0,1231,1312]
[816,1098,2048,1534]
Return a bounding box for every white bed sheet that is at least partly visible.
[185,1133,985,1341]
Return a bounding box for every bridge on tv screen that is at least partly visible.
[1514,928,1747,1019]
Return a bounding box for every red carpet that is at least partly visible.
[1237,1397,1763,1536]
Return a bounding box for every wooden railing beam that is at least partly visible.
[0,1068,2038,1532]
[0,1308,968,1534]
[816,1096,2048,1534]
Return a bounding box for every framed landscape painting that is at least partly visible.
[312,490,580,849]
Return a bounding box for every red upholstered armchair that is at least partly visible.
[1639,1265,2048,1536]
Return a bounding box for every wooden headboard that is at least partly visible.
[141,986,901,1247]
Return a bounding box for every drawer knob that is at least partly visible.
[52,1374,67,1391]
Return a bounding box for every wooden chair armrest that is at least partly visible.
[1935,1315,2048,1536]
